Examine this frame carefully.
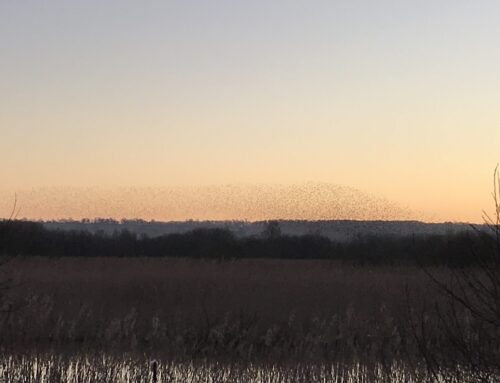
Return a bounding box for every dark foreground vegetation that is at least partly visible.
[0,219,492,266]
[0,256,497,382]
[0,354,473,383]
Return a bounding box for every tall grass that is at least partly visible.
[1,257,498,381]
[0,354,487,383]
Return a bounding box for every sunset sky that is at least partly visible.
[1,1,499,222]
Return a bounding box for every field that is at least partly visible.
[0,257,458,381]
[0,256,498,382]
[2,257,425,354]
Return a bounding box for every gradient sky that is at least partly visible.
[1,1,499,222]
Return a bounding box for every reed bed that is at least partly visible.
[1,257,430,360]
[0,354,485,383]
[1,257,498,382]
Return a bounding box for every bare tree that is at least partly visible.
[262,220,282,239]
[410,167,500,382]
[0,194,21,316]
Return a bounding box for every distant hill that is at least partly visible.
[44,219,476,243]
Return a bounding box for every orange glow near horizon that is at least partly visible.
[1,1,499,223]
[0,180,495,224]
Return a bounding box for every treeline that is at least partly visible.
[0,220,493,266]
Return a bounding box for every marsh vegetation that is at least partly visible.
[0,256,497,382]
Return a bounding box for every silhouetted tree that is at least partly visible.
[412,167,500,381]
[0,195,20,317]
[262,220,282,239]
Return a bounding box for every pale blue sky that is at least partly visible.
[1,1,499,221]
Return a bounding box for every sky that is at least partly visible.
[1,1,499,222]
